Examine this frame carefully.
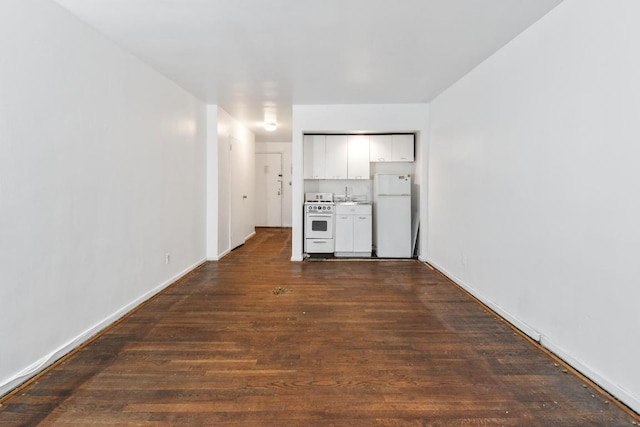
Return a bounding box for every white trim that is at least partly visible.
[0,258,206,397]
[427,259,640,413]
[427,259,541,341]
[541,336,640,414]
[214,247,232,261]
[208,248,230,261]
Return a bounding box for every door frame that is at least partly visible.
[229,135,245,250]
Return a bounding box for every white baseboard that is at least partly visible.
[208,232,257,262]
[426,259,541,341]
[209,248,230,261]
[0,258,206,398]
[541,336,640,414]
[427,258,640,415]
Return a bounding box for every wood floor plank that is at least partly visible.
[0,228,637,426]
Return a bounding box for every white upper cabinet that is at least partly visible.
[303,135,326,179]
[369,135,392,162]
[391,134,414,162]
[369,134,414,162]
[324,135,348,179]
[304,133,412,180]
[347,135,370,179]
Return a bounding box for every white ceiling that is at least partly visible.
[54,0,563,142]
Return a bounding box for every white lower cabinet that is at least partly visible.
[335,204,372,257]
[353,215,372,253]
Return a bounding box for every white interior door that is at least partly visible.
[229,136,245,250]
[255,153,282,227]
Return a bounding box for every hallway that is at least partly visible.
[0,228,634,426]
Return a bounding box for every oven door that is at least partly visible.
[305,212,334,239]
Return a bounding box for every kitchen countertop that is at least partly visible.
[336,201,371,206]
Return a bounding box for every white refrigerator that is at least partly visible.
[373,174,412,258]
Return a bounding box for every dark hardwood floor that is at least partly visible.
[1,228,637,426]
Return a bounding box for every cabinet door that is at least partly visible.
[335,215,353,252]
[324,135,348,179]
[369,135,392,162]
[303,135,326,179]
[348,135,370,179]
[353,215,372,253]
[391,134,414,162]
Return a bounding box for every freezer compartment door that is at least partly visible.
[374,174,411,196]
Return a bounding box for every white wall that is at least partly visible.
[291,104,429,261]
[428,0,640,412]
[255,142,293,227]
[0,0,207,396]
[206,106,255,260]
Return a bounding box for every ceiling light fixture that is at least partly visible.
[264,122,278,131]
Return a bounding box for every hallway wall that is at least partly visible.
[0,0,206,395]
[206,107,256,260]
[428,0,640,412]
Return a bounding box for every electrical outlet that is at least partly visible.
[165,253,171,264]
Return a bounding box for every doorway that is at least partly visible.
[229,136,247,250]
[255,152,283,227]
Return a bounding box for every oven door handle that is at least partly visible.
[307,214,334,218]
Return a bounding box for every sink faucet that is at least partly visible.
[345,186,350,200]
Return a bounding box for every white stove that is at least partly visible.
[304,193,335,254]
[305,204,334,213]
